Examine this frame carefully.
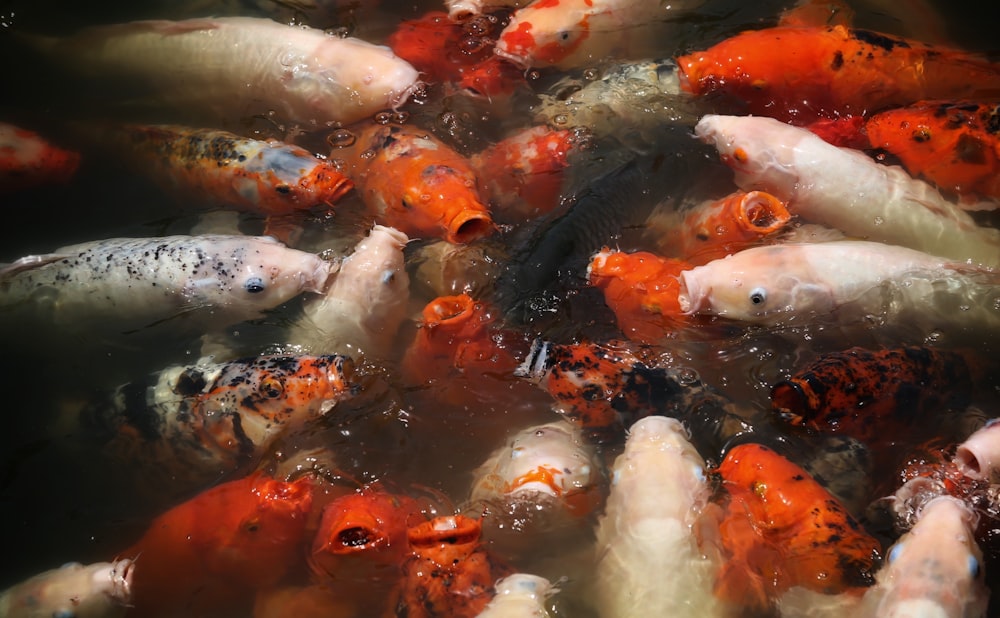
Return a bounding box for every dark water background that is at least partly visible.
[1,0,1000,615]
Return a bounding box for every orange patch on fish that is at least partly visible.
[0,122,80,192]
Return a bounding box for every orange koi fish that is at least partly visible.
[470,125,576,222]
[865,101,1000,204]
[715,443,881,611]
[663,190,793,265]
[119,472,314,618]
[677,25,1000,124]
[586,248,692,343]
[309,485,425,588]
[389,515,511,617]
[83,354,356,498]
[97,124,354,216]
[770,346,980,443]
[0,121,80,192]
[335,122,495,244]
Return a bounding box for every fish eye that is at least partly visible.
[381,270,396,285]
[749,287,767,306]
[969,555,981,578]
[244,276,266,294]
[559,31,570,41]
[275,184,292,194]
[244,518,261,533]
[887,542,905,564]
[259,376,284,398]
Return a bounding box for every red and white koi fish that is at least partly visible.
[694,114,1000,267]
[0,121,80,193]
[21,17,421,126]
[0,560,135,618]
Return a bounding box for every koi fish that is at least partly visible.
[0,559,134,618]
[469,419,603,518]
[0,121,80,193]
[20,17,421,126]
[119,472,313,618]
[470,125,576,222]
[334,123,495,244]
[865,101,1000,205]
[693,114,1000,266]
[446,0,531,21]
[677,25,1000,125]
[859,496,989,618]
[92,124,354,216]
[476,574,556,618]
[715,443,881,610]
[771,346,980,443]
[286,225,410,361]
[390,515,511,618]
[0,234,335,335]
[82,354,355,497]
[594,416,728,617]
[494,0,705,70]
[956,419,1000,483]
[586,248,692,342]
[676,240,997,326]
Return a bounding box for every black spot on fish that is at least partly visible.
[830,51,844,71]
[851,29,909,52]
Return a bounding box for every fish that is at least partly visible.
[714,443,881,611]
[693,114,1000,266]
[494,0,706,70]
[409,239,506,298]
[0,234,335,335]
[593,415,728,617]
[771,346,981,443]
[19,17,421,127]
[676,240,998,326]
[677,25,1000,125]
[445,0,532,21]
[0,559,135,618]
[118,472,314,618]
[859,496,989,618]
[955,419,1000,483]
[586,248,693,342]
[81,354,355,497]
[285,225,410,361]
[0,121,80,193]
[475,574,556,618]
[89,123,354,216]
[864,101,1000,206]
[334,122,495,244]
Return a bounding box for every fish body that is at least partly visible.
[95,124,353,215]
[693,114,1000,266]
[83,354,355,494]
[0,560,135,618]
[0,122,80,192]
[120,472,314,617]
[593,416,726,617]
[860,496,988,618]
[677,240,992,325]
[0,234,334,334]
[865,101,1000,205]
[286,225,409,361]
[24,17,420,126]
[337,123,495,244]
[677,25,1000,125]
[476,574,555,618]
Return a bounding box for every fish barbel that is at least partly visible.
[0,234,335,334]
[0,559,135,618]
[694,114,1000,267]
[20,16,421,127]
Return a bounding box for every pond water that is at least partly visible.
[1,0,1000,615]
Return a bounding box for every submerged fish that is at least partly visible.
[19,17,421,126]
[0,121,80,193]
[0,234,335,335]
[694,114,1000,266]
[476,574,556,618]
[0,559,135,618]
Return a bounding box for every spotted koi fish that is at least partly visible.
[770,346,981,443]
[677,25,1000,125]
[82,354,355,497]
[0,121,80,193]
[715,443,881,611]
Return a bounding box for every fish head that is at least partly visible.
[23,561,136,618]
[495,0,593,68]
[327,224,410,315]
[694,115,803,198]
[499,421,598,501]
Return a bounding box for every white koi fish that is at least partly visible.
[593,415,727,617]
[0,559,135,618]
[694,114,1000,268]
[476,574,556,618]
[0,234,334,334]
[21,17,421,127]
[286,225,409,361]
[676,240,996,325]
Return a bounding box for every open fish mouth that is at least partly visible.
[109,558,137,603]
[494,46,531,70]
